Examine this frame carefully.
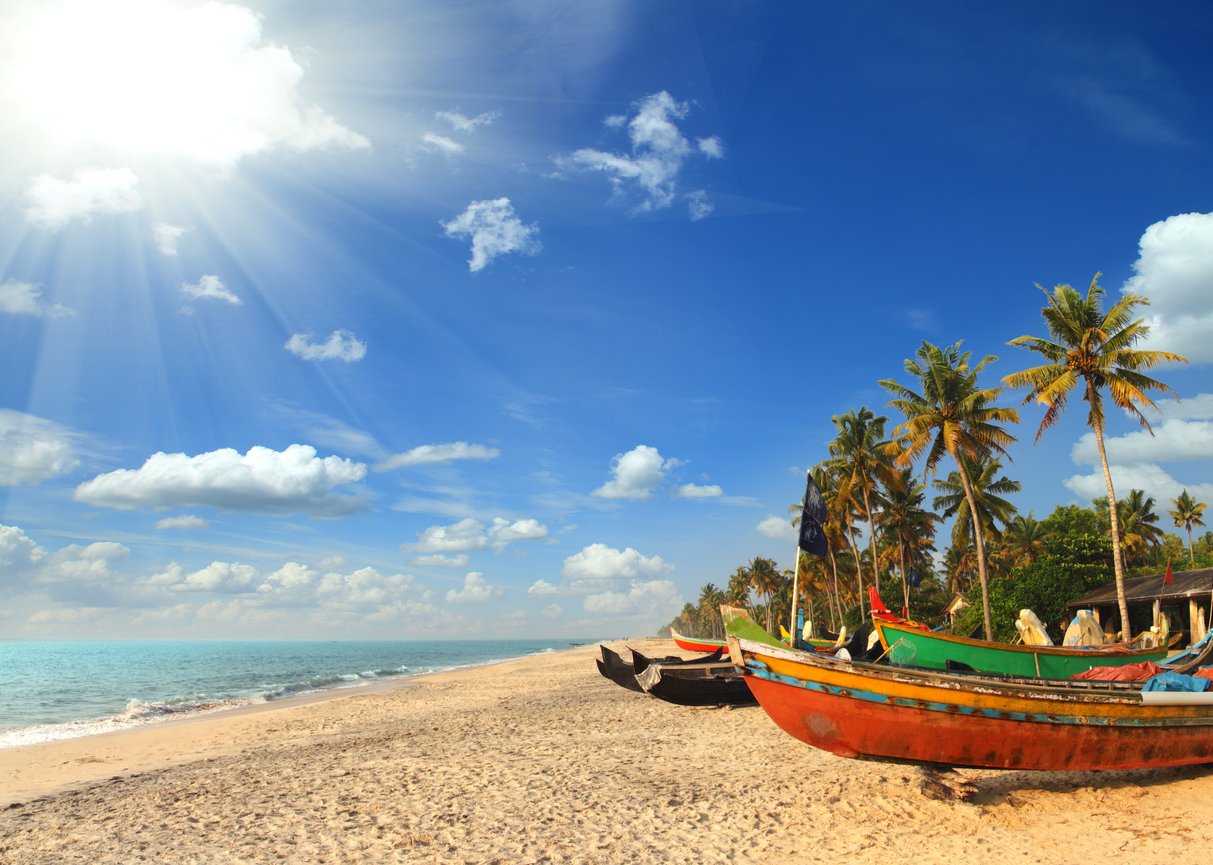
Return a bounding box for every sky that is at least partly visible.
[1,0,1211,640]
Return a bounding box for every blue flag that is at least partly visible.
[797,472,829,558]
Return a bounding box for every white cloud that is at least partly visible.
[421,132,464,155]
[441,198,541,273]
[158,561,259,594]
[488,517,548,550]
[181,274,241,305]
[592,445,674,500]
[1157,394,1213,421]
[0,410,81,486]
[407,515,548,553]
[527,579,559,596]
[685,189,713,221]
[541,604,563,620]
[0,280,74,317]
[285,330,366,362]
[258,561,316,593]
[1063,463,1213,510]
[1071,419,1213,465]
[375,442,500,471]
[1123,212,1213,363]
[155,515,208,530]
[757,515,797,541]
[558,90,723,217]
[25,168,142,229]
[412,553,469,568]
[73,444,368,516]
[436,109,501,133]
[152,223,184,255]
[409,517,488,554]
[4,0,369,169]
[583,579,681,619]
[672,483,723,500]
[0,524,48,580]
[445,571,503,604]
[561,543,674,586]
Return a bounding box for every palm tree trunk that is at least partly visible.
[846,524,866,618]
[1093,415,1132,639]
[862,487,881,594]
[956,457,994,640]
[1188,525,1195,565]
[899,541,910,618]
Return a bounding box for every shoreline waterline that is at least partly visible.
[0,638,594,751]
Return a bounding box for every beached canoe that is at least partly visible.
[596,644,726,694]
[872,618,1172,678]
[632,652,756,707]
[725,611,1213,772]
[670,627,832,653]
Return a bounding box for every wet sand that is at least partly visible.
[3,639,1212,864]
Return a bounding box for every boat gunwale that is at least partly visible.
[873,619,1171,660]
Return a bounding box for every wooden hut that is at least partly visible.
[1066,566,1213,646]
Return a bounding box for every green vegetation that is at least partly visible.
[666,276,1194,645]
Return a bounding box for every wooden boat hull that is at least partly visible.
[730,636,1213,771]
[597,646,645,692]
[635,661,756,707]
[873,619,1170,678]
[670,628,826,653]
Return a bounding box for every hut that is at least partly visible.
[1066,566,1213,646]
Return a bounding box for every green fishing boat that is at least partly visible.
[873,619,1172,678]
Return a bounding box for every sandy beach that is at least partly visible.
[3,640,1213,864]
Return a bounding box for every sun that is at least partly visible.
[2,0,367,168]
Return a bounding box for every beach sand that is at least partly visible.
[3,639,1213,864]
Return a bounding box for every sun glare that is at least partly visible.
[3,0,350,167]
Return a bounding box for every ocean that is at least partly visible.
[0,638,591,749]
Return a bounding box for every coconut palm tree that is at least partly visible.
[696,583,725,639]
[1003,274,1187,634]
[875,467,937,616]
[1001,513,1050,568]
[1170,490,1208,565]
[748,556,785,633]
[827,407,898,597]
[880,341,1019,639]
[1115,489,1165,569]
[932,454,1020,580]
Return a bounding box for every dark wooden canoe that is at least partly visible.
[632,653,757,707]
[597,645,646,692]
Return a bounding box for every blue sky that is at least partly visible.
[1,0,1210,639]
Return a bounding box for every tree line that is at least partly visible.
[667,275,1205,643]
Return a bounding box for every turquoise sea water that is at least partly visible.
[0,639,590,748]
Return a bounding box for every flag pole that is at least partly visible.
[790,544,802,648]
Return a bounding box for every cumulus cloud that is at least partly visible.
[181,274,241,305]
[407,516,549,553]
[0,524,48,581]
[408,517,489,554]
[557,91,723,219]
[672,483,723,500]
[561,543,673,588]
[155,515,208,530]
[0,409,81,486]
[285,330,366,362]
[25,168,142,229]
[445,571,503,604]
[73,444,368,516]
[436,109,501,133]
[0,280,74,317]
[592,445,676,500]
[151,561,260,594]
[583,579,681,619]
[441,198,540,273]
[375,442,500,471]
[152,223,184,255]
[1123,212,1213,363]
[685,189,713,221]
[5,0,369,169]
[757,515,797,541]
[527,579,559,596]
[1063,394,1213,506]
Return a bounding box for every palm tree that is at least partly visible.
[932,454,1020,579]
[875,467,937,616]
[1001,513,1049,568]
[1004,274,1187,634]
[1170,490,1208,565]
[880,341,1019,639]
[828,407,898,597]
[748,556,785,633]
[1115,489,1165,569]
[697,583,725,639]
